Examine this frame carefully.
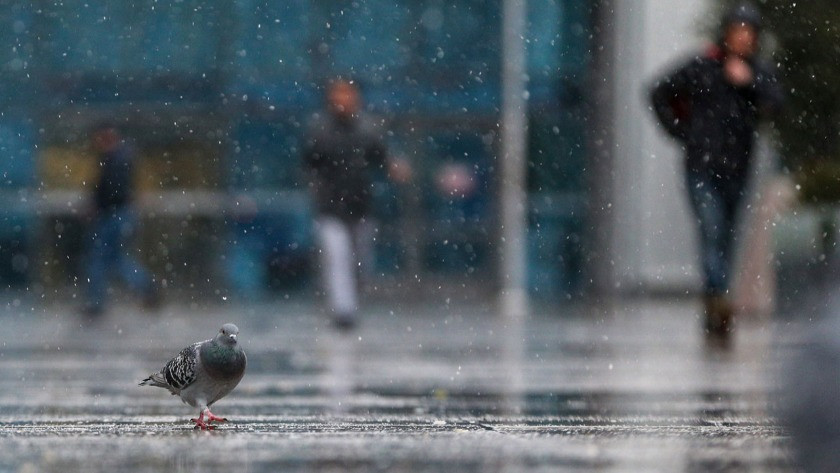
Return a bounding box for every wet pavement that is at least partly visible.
[0,297,799,472]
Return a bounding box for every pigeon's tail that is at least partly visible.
[139,372,168,388]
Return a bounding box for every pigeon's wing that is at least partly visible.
[162,341,203,390]
[140,341,204,393]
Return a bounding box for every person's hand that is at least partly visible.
[724,56,753,87]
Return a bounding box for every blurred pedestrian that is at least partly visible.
[81,122,159,316]
[303,79,408,330]
[649,2,783,339]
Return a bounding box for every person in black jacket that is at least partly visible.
[650,3,783,339]
[81,122,159,316]
[304,79,409,330]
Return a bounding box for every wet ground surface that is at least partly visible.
[0,297,799,472]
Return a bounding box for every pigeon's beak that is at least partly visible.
[229,334,237,341]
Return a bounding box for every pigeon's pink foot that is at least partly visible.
[190,417,213,429]
[190,410,216,430]
[203,409,227,423]
[191,418,214,430]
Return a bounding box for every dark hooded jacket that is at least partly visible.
[303,112,387,222]
[649,44,783,178]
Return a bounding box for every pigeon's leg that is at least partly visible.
[190,409,213,430]
[203,408,228,423]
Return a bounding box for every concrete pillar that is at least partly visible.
[595,0,712,295]
[499,0,529,319]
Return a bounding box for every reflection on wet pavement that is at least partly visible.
[0,299,796,472]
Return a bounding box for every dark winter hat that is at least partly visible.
[723,2,762,31]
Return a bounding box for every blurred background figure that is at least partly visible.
[304,79,409,330]
[649,2,783,341]
[81,122,160,317]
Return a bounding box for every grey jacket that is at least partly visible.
[303,112,387,222]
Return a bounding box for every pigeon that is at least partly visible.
[140,323,247,429]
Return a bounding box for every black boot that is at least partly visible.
[704,294,733,342]
[332,312,357,331]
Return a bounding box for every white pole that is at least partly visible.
[499,0,529,320]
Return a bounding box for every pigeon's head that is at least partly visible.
[217,323,240,347]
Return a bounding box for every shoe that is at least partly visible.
[704,294,733,340]
[332,313,357,331]
[80,303,105,320]
[142,286,162,311]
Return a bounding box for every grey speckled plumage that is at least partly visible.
[140,323,246,428]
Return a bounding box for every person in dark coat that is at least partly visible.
[82,122,159,316]
[304,79,407,330]
[649,3,783,339]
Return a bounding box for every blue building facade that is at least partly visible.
[0,0,591,299]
